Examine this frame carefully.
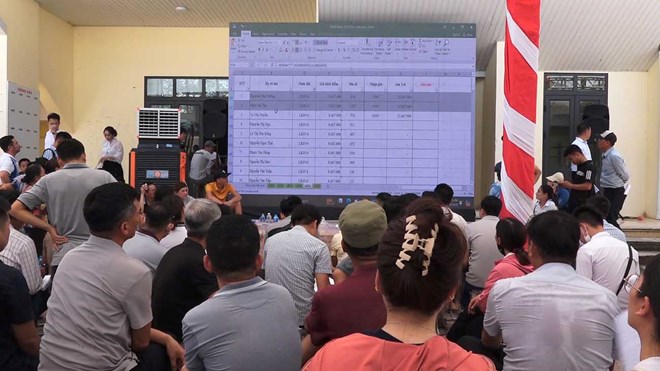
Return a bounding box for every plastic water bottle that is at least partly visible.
[273,214,280,223]
[266,213,273,223]
[259,213,266,223]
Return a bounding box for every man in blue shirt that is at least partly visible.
[597,131,629,229]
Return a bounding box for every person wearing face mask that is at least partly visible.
[574,206,639,311]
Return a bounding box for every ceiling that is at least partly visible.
[35,0,660,71]
[320,0,660,71]
[34,0,318,27]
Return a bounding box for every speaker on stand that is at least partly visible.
[202,98,228,166]
[581,104,610,193]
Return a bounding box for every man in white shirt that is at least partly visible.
[42,131,72,160]
[433,183,468,237]
[585,195,627,243]
[462,196,503,308]
[0,135,22,191]
[266,195,303,238]
[159,195,187,249]
[123,202,171,275]
[188,141,217,197]
[43,113,60,151]
[481,211,619,371]
[571,122,592,173]
[574,206,639,310]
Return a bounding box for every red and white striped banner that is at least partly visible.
[500,0,541,222]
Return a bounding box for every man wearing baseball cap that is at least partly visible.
[189,140,217,197]
[597,130,629,229]
[546,172,570,210]
[205,170,242,215]
[302,200,388,363]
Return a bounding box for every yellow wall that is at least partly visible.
[39,7,74,134]
[73,27,229,174]
[647,56,659,218]
[0,0,39,89]
[480,46,500,198]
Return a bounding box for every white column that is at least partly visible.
[0,19,7,137]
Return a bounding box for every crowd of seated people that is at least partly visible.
[1,120,658,371]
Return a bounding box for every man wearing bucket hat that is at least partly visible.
[301,200,388,363]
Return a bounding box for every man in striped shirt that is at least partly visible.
[263,204,333,327]
[0,190,46,317]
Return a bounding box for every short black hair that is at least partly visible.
[577,122,591,135]
[494,162,502,181]
[84,183,140,234]
[480,195,502,216]
[0,135,15,152]
[155,185,173,202]
[421,191,438,199]
[55,131,72,142]
[103,126,118,137]
[279,196,303,217]
[18,158,30,166]
[383,195,419,223]
[47,113,60,121]
[174,181,188,192]
[639,254,660,338]
[574,206,604,228]
[343,241,379,257]
[0,189,20,205]
[144,202,172,230]
[602,132,617,146]
[291,204,322,226]
[538,184,555,201]
[22,164,43,185]
[527,211,580,265]
[376,192,392,203]
[56,139,85,161]
[585,195,610,219]
[206,215,260,279]
[0,196,10,226]
[563,144,583,157]
[433,183,454,205]
[161,194,184,222]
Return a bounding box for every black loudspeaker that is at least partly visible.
[583,117,609,138]
[203,98,228,138]
[582,104,609,120]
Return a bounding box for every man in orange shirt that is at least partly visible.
[205,170,242,215]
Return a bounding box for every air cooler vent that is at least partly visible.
[137,108,180,139]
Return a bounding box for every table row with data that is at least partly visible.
[233,110,472,120]
[232,176,459,186]
[230,138,471,150]
[231,157,470,168]
[231,147,471,159]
